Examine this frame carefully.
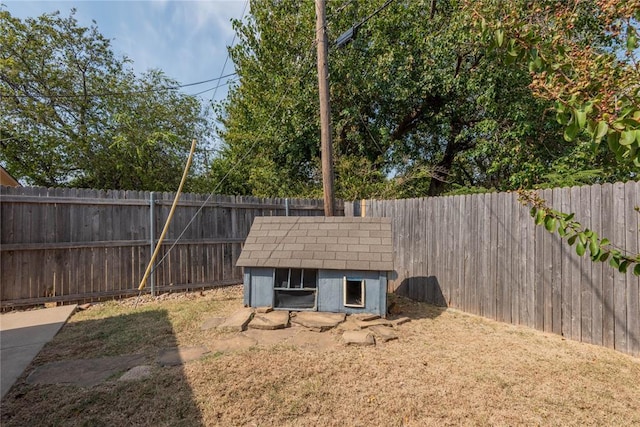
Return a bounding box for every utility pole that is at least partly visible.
[315,0,336,216]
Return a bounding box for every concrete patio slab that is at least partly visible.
[1,304,77,399]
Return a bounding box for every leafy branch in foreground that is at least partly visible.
[517,189,640,276]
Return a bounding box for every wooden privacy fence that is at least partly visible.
[0,187,339,308]
[346,181,640,357]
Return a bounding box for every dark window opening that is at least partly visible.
[274,268,317,289]
[273,268,318,310]
[290,269,302,288]
[302,269,317,289]
[274,289,315,309]
[275,268,289,288]
[344,278,365,307]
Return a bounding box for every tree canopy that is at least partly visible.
[0,9,210,190]
[210,0,632,199]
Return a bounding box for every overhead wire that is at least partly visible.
[0,72,238,99]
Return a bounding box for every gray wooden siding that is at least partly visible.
[317,269,385,315]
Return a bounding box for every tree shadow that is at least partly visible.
[0,309,204,426]
[388,276,447,320]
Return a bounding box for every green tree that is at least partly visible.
[212,0,625,199]
[0,9,210,190]
[468,0,640,168]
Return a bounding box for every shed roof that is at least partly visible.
[236,216,393,271]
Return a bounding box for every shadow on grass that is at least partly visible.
[0,309,204,426]
[388,276,447,321]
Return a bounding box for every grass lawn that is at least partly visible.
[1,285,639,426]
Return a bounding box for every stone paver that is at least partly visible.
[391,317,411,327]
[350,313,380,321]
[291,312,346,331]
[157,346,210,366]
[26,354,146,387]
[210,335,257,353]
[217,308,254,332]
[119,365,153,381]
[342,330,375,346]
[249,311,289,330]
[368,325,398,342]
[243,328,295,346]
[255,306,273,313]
[354,318,392,329]
[201,316,226,330]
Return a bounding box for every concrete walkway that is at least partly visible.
[0,305,77,399]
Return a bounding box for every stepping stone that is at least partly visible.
[119,365,153,381]
[210,335,257,353]
[291,312,346,332]
[337,318,362,331]
[350,313,380,321]
[157,346,210,366]
[255,306,273,313]
[27,354,147,387]
[201,316,226,330]
[354,318,392,329]
[342,330,375,346]
[391,317,411,327]
[243,328,294,346]
[249,311,289,330]
[217,308,254,332]
[369,325,398,342]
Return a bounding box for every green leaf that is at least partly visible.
[575,110,587,130]
[619,260,629,274]
[608,133,621,151]
[495,29,504,47]
[530,207,537,218]
[627,33,638,51]
[544,216,556,232]
[634,264,640,276]
[600,238,610,246]
[620,130,636,146]
[594,121,608,141]
[610,256,620,269]
[576,241,586,257]
[578,232,587,245]
[535,210,545,225]
[599,251,610,262]
[564,213,575,221]
[564,123,579,142]
[589,240,598,255]
[567,234,578,246]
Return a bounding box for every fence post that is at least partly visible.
[149,192,156,297]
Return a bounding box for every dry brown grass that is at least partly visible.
[2,285,639,426]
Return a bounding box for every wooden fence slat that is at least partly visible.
[624,181,639,356]
[569,186,582,341]
[612,182,628,352]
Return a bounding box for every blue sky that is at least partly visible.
[2,0,249,104]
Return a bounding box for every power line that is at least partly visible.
[148,46,319,277]
[0,72,238,100]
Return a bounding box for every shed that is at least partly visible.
[236,216,393,316]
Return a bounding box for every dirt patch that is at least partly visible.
[2,285,639,427]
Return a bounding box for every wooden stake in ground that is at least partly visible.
[138,138,197,292]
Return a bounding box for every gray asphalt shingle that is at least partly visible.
[236,216,393,271]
